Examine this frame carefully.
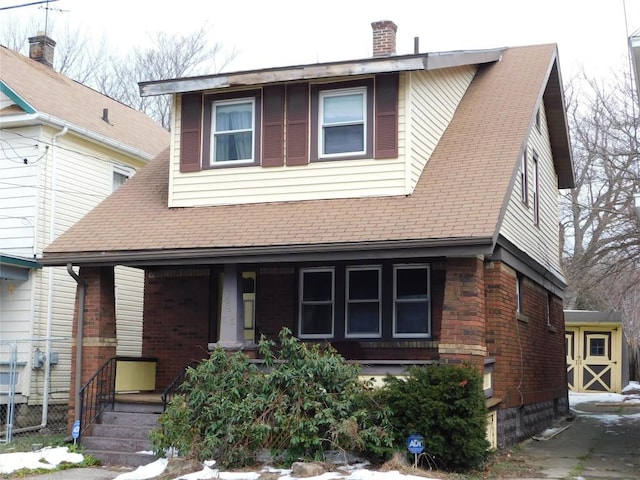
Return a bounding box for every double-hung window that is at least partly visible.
[212,97,255,164]
[299,268,334,338]
[346,266,381,338]
[319,87,366,158]
[393,265,430,337]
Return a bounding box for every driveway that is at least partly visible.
[514,399,640,479]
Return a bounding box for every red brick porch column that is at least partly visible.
[438,257,487,369]
[67,266,117,430]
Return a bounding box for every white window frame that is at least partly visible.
[516,273,524,313]
[299,267,335,339]
[112,164,135,192]
[532,152,540,225]
[345,266,382,339]
[318,87,366,159]
[392,264,431,338]
[211,96,255,165]
[520,150,528,205]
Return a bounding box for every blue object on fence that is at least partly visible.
[406,433,425,454]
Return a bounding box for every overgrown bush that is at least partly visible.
[151,327,393,468]
[375,363,489,472]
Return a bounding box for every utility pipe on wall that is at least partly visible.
[66,264,85,423]
[42,125,68,429]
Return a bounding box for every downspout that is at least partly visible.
[42,126,68,428]
[66,264,85,423]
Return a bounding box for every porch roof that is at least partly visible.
[41,44,572,267]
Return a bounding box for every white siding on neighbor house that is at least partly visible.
[168,78,409,208]
[0,126,42,258]
[18,129,147,403]
[407,66,476,191]
[499,105,564,279]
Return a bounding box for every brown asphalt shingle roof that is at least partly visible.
[42,44,566,264]
[0,45,169,157]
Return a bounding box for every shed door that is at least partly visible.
[566,326,620,393]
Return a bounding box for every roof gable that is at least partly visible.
[0,45,169,158]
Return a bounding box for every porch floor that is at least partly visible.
[114,392,163,404]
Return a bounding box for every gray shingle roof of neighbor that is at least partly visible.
[0,45,169,159]
[41,44,573,265]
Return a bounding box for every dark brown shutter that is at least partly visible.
[374,73,399,159]
[286,83,309,166]
[262,85,285,167]
[180,93,203,172]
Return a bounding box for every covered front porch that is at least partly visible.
[66,255,493,433]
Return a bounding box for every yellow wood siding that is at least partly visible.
[169,93,406,207]
[169,68,475,207]
[499,105,564,279]
[407,66,476,191]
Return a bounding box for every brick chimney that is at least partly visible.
[28,32,56,68]
[371,20,397,57]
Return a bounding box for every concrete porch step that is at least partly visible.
[81,399,162,468]
[91,423,156,440]
[85,449,157,468]
[100,410,160,427]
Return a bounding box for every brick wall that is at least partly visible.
[68,266,118,430]
[142,268,211,388]
[256,267,296,340]
[484,261,567,409]
[439,257,487,366]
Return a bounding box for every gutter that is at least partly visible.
[634,192,640,220]
[0,112,157,162]
[66,264,86,424]
[40,237,497,267]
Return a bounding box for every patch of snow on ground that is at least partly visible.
[0,446,84,475]
[113,458,168,479]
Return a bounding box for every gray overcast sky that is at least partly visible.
[2,0,640,81]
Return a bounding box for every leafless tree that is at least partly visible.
[1,16,237,129]
[561,69,640,374]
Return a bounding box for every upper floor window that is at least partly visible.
[211,97,255,164]
[532,151,540,226]
[319,87,366,158]
[299,268,334,338]
[520,150,528,205]
[346,266,381,338]
[393,265,430,338]
[112,164,134,192]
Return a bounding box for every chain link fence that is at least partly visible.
[0,337,71,446]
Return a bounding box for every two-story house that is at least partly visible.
[41,21,574,451]
[0,34,169,433]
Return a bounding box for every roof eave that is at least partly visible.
[139,48,506,97]
[543,55,575,189]
[41,237,496,267]
[0,112,158,162]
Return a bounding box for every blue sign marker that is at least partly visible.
[406,433,424,454]
[71,420,80,440]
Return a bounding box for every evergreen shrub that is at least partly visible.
[151,327,393,468]
[375,363,490,472]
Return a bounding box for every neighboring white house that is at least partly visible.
[0,34,169,430]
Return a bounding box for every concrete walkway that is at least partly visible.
[14,400,640,479]
[514,400,640,479]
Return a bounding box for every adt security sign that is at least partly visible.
[406,433,424,454]
[71,420,80,440]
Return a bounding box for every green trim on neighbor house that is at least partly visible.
[0,82,37,114]
[0,254,41,281]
